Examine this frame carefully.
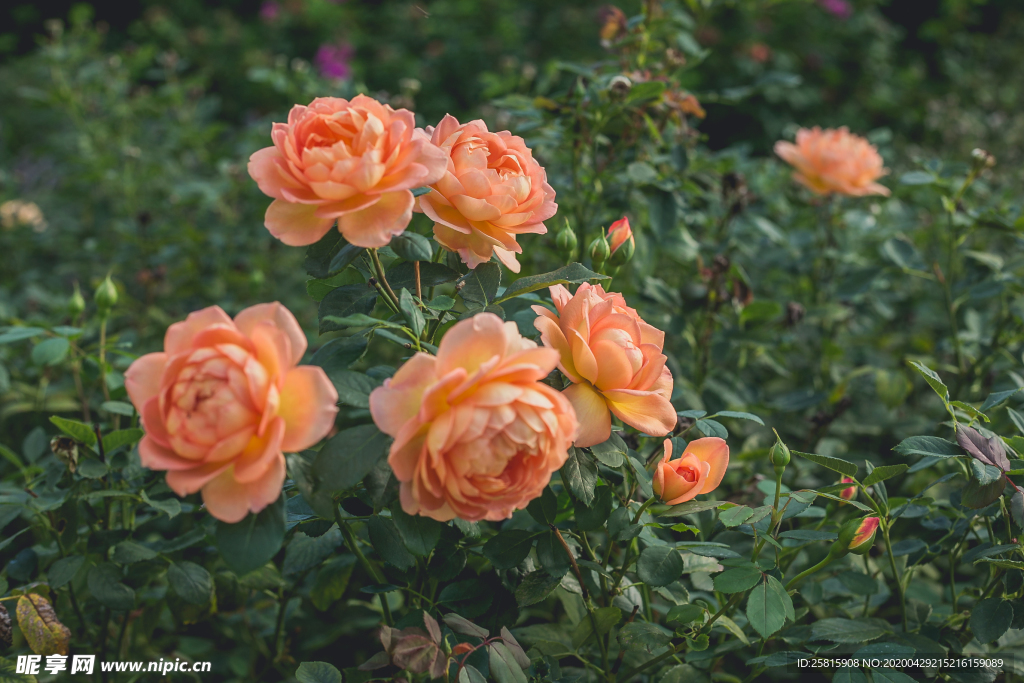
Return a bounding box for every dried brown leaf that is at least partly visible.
[16,594,70,656]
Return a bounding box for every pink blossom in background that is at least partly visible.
[818,0,852,19]
[259,1,280,21]
[315,42,354,81]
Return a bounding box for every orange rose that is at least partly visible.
[368,313,577,521]
[126,304,338,523]
[248,95,448,248]
[532,283,676,447]
[416,115,557,273]
[653,437,729,505]
[774,126,890,197]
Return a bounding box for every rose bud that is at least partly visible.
[847,516,880,555]
[607,217,635,268]
[839,477,856,502]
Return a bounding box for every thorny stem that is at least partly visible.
[881,521,908,632]
[551,526,609,675]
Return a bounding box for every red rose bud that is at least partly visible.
[839,477,856,502]
[607,216,635,267]
[848,516,879,555]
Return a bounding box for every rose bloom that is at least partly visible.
[369,313,577,521]
[248,95,448,248]
[126,304,338,523]
[653,438,729,505]
[607,216,633,256]
[416,115,557,273]
[774,126,890,197]
[532,284,676,447]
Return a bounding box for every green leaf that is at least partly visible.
[560,447,598,506]
[310,555,356,611]
[47,555,84,589]
[101,428,143,453]
[49,416,96,447]
[980,388,1023,412]
[645,189,677,239]
[714,566,762,593]
[899,170,935,185]
[768,575,794,622]
[318,284,378,334]
[570,606,621,649]
[112,541,157,564]
[140,490,181,519]
[657,499,729,517]
[391,509,443,557]
[283,528,342,575]
[488,642,529,683]
[328,370,379,408]
[590,432,627,468]
[971,598,1013,643]
[968,459,1004,486]
[666,604,705,625]
[694,418,727,438]
[810,618,891,643]
[483,529,537,570]
[777,530,837,543]
[961,470,1006,509]
[515,570,563,607]
[792,450,858,477]
[296,661,343,683]
[494,263,609,305]
[87,563,136,611]
[458,263,501,307]
[833,668,868,683]
[390,232,434,262]
[837,571,877,596]
[304,230,361,278]
[527,487,558,525]
[573,486,613,532]
[636,546,684,587]
[313,424,391,492]
[715,411,765,426]
[0,326,45,344]
[893,436,961,459]
[167,561,213,606]
[617,622,672,652]
[398,288,425,338]
[426,295,456,311]
[719,506,753,527]
[906,360,949,403]
[310,336,369,372]
[387,262,460,291]
[366,516,415,570]
[871,670,918,683]
[215,495,287,575]
[98,401,134,417]
[31,338,69,366]
[862,464,908,487]
[746,577,786,639]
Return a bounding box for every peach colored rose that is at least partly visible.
[369,313,577,522]
[653,437,729,505]
[125,303,338,523]
[415,115,557,273]
[248,95,448,248]
[532,283,676,447]
[774,126,890,197]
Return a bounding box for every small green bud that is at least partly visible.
[588,233,611,271]
[94,274,118,314]
[769,429,790,475]
[555,219,578,259]
[68,284,86,317]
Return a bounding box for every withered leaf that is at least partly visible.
[50,436,79,474]
[957,426,1011,472]
[0,603,11,648]
[16,593,71,656]
[389,627,448,679]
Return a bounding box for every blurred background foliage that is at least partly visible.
[2,0,1024,676]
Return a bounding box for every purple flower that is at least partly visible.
[818,0,852,19]
[259,1,280,21]
[315,42,354,81]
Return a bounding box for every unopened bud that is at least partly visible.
[94,274,118,314]
[609,75,632,98]
[556,218,578,259]
[769,430,790,475]
[68,284,86,317]
[971,148,996,168]
[589,233,611,271]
